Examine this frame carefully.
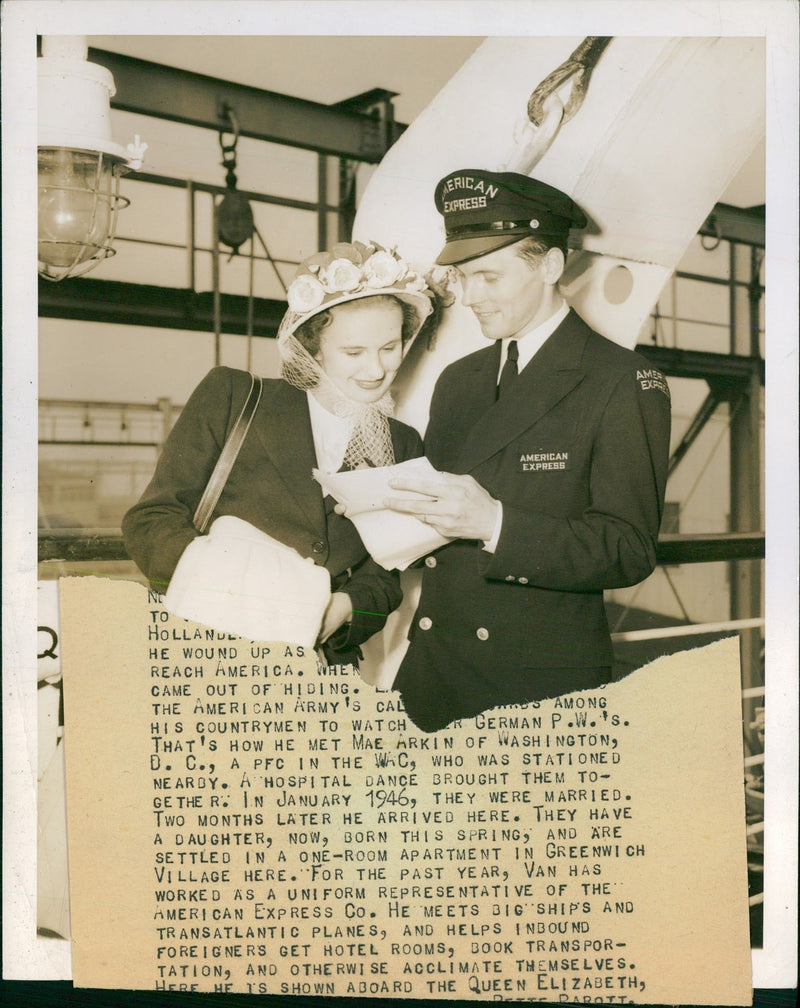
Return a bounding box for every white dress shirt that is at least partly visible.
[495,298,569,381]
[484,298,570,552]
[307,390,351,473]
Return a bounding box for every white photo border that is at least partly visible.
[2,0,797,991]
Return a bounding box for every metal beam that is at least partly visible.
[636,344,764,386]
[39,277,286,339]
[38,529,765,566]
[39,529,131,564]
[332,88,400,112]
[656,533,764,565]
[40,284,772,374]
[698,202,765,248]
[90,48,407,164]
[332,89,401,156]
[40,279,770,391]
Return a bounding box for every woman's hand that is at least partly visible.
[318,591,354,644]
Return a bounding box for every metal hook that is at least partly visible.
[527,37,612,127]
[218,103,242,191]
[700,218,723,252]
[218,102,240,151]
[500,37,611,175]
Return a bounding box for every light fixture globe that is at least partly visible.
[37,36,146,281]
[38,147,129,278]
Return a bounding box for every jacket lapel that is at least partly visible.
[458,311,588,472]
[449,341,501,436]
[468,340,504,419]
[423,342,499,472]
[249,381,326,532]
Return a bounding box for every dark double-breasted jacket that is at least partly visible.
[122,366,423,661]
[393,310,672,731]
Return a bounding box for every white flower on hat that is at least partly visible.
[321,258,362,293]
[429,264,457,287]
[364,250,405,288]
[403,272,429,293]
[286,273,326,313]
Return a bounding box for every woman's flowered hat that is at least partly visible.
[280,240,436,339]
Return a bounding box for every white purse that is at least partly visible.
[163,375,331,647]
[164,516,331,648]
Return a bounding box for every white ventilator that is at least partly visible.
[352,35,765,687]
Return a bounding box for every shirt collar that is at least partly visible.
[306,390,351,472]
[500,298,569,374]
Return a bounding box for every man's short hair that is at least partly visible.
[513,235,565,271]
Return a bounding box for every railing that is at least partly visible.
[38,528,766,566]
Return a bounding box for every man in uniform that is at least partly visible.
[385,169,672,732]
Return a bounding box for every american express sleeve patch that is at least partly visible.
[635,368,670,398]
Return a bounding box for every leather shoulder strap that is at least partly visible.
[193,373,263,533]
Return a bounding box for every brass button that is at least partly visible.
[419,617,433,631]
[425,556,437,568]
[476,627,489,641]
[518,576,529,584]
[311,540,326,554]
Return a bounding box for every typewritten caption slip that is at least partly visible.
[60,577,752,1003]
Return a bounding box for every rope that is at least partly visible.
[253,224,288,295]
[246,234,255,372]
[661,564,693,623]
[212,198,221,366]
[503,37,612,174]
[680,391,745,512]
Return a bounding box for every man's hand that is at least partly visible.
[384,472,500,542]
[318,591,354,644]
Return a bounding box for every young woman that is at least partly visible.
[122,241,434,663]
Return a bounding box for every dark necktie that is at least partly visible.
[497,340,519,399]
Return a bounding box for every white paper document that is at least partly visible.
[314,457,451,570]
